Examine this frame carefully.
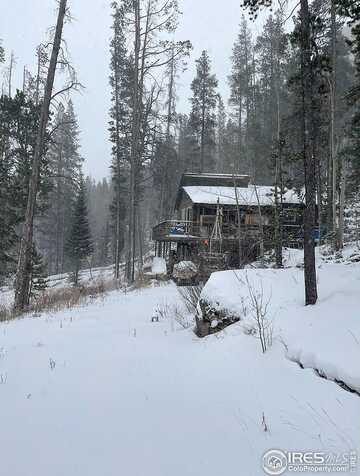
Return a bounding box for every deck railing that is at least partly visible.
[152,220,269,241]
[152,220,201,241]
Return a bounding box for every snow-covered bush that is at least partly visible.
[173,261,198,285]
[195,298,240,337]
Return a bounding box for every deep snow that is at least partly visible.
[0,257,359,475]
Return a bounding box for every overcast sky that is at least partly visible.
[0,0,271,181]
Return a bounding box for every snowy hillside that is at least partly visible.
[0,251,359,475]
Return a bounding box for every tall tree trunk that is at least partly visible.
[253,183,264,259]
[14,0,68,312]
[233,176,243,267]
[274,44,283,268]
[338,155,346,249]
[8,51,14,98]
[300,0,318,305]
[200,87,206,172]
[127,0,141,283]
[160,50,175,219]
[331,0,337,246]
[113,25,122,280]
[35,46,41,105]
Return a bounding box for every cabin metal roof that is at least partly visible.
[179,185,303,207]
[179,173,250,188]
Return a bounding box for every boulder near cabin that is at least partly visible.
[152,173,305,277]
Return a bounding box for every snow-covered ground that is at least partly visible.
[0,264,117,307]
[0,251,359,475]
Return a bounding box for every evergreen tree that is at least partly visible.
[0,91,47,280]
[86,177,112,267]
[335,0,360,100]
[39,100,83,275]
[243,0,318,305]
[0,40,4,64]
[108,0,132,278]
[215,95,227,172]
[229,16,253,174]
[189,50,218,172]
[99,220,112,267]
[28,246,48,299]
[66,176,93,286]
[177,113,198,173]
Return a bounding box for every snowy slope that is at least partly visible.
[201,260,360,393]
[0,265,359,475]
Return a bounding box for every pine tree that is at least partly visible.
[335,1,360,100]
[215,95,227,172]
[99,220,112,267]
[86,177,112,267]
[0,91,46,280]
[66,176,93,286]
[178,114,198,173]
[229,16,253,174]
[243,0,318,305]
[189,50,218,172]
[39,100,83,275]
[108,0,132,279]
[154,48,182,220]
[28,246,48,299]
[0,40,4,65]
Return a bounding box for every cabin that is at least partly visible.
[152,173,305,275]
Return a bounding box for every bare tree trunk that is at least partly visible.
[233,176,243,267]
[8,51,15,98]
[338,156,346,249]
[22,66,26,93]
[274,49,283,268]
[237,98,242,173]
[331,0,337,246]
[127,0,141,283]
[14,0,68,312]
[300,0,318,305]
[113,24,122,280]
[160,49,175,219]
[137,211,144,272]
[35,47,41,105]
[200,85,206,172]
[253,183,264,259]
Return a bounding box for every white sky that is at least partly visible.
[0,0,272,180]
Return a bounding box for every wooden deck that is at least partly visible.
[152,220,201,242]
[152,219,266,242]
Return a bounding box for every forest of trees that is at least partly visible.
[0,0,359,310]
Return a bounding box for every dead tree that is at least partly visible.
[14,0,68,312]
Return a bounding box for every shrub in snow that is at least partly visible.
[195,298,240,337]
[241,274,273,353]
[197,269,274,349]
[177,285,203,315]
[173,261,198,285]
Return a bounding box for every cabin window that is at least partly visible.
[186,207,193,222]
[283,209,297,224]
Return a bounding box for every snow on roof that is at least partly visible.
[182,185,303,206]
[183,173,249,179]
